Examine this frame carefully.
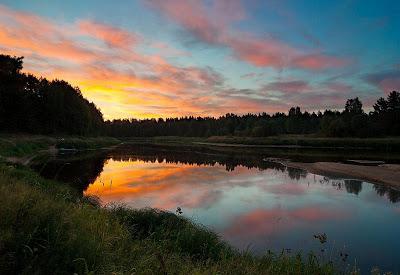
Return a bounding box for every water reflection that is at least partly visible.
[374,185,400,203]
[33,145,400,204]
[32,144,400,272]
[32,151,107,192]
[344,180,363,195]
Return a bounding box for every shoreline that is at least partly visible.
[193,141,373,150]
[280,161,400,188]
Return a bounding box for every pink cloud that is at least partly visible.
[379,78,400,94]
[257,79,365,111]
[0,3,359,119]
[224,206,348,238]
[366,71,400,94]
[293,54,349,70]
[147,0,347,70]
[0,4,241,119]
[290,207,344,221]
[78,20,139,49]
[147,0,222,44]
[226,35,299,68]
[0,5,97,63]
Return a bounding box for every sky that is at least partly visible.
[0,0,399,119]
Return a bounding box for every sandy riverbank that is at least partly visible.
[282,161,400,188]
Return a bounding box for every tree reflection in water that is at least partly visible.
[32,144,400,203]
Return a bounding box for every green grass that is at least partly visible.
[0,163,342,274]
[0,135,121,158]
[55,136,120,150]
[0,136,54,157]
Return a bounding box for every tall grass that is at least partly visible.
[56,136,120,150]
[0,135,121,159]
[0,164,341,274]
[0,136,53,157]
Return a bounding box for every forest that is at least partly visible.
[1,54,399,138]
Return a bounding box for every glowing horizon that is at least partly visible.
[1,0,399,120]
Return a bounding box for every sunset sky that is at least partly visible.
[1,0,399,119]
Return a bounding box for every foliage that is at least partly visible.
[0,55,103,135]
[0,136,53,157]
[104,95,399,138]
[0,135,120,158]
[55,136,120,150]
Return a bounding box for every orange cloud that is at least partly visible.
[0,3,356,119]
[0,5,99,63]
[84,158,236,209]
[0,4,238,119]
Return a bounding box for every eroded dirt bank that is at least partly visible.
[282,161,400,188]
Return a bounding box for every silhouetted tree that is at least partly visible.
[345,97,363,115]
[0,54,103,135]
[1,53,399,138]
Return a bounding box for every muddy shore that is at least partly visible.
[282,161,400,188]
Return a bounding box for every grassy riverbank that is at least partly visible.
[122,136,400,163]
[127,135,400,151]
[0,163,340,274]
[0,135,120,161]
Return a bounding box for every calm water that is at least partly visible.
[33,145,400,273]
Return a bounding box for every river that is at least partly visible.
[32,144,400,273]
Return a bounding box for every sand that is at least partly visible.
[283,161,400,188]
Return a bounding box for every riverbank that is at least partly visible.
[123,136,400,162]
[204,136,400,151]
[0,163,341,274]
[280,161,400,188]
[0,135,121,165]
[6,135,397,187]
[123,135,400,151]
[122,136,400,189]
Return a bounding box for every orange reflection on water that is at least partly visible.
[84,158,237,209]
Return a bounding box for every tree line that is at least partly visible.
[0,54,103,135]
[1,54,399,137]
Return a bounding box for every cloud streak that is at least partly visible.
[0,4,232,118]
[365,70,400,95]
[78,20,140,50]
[147,0,348,70]
[224,206,348,238]
[0,2,389,119]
